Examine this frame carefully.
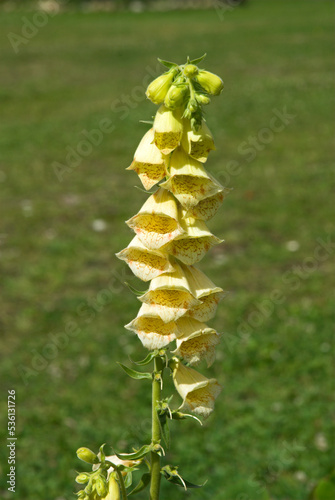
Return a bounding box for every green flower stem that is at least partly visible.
[149,356,163,500]
[116,468,128,500]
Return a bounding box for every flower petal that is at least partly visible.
[153,105,183,154]
[181,120,215,163]
[186,188,232,221]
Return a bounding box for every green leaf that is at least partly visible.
[130,351,157,366]
[116,444,153,461]
[158,413,170,450]
[190,53,207,65]
[128,473,151,496]
[118,363,152,380]
[123,471,133,489]
[161,465,205,490]
[157,58,178,69]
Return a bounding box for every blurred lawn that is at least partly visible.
[0,1,334,499]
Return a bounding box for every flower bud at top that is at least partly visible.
[187,99,198,114]
[196,94,211,105]
[75,473,90,484]
[146,69,177,105]
[195,70,223,96]
[96,476,108,497]
[164,84,188,109]
[183,64,199,78]
[76,447,99,464]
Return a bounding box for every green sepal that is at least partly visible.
[171,411,203,426]
[115,443,154,461]
[130,351,157,366]
[190,53,207,65]
[139,120,154,125]
[124,282,147,296]
[99,443,106,463]
[124,471,133,489]
[161,465,205,490]
[158,412,170,450]
[134,185,156,194]
[157,58,179,69]
[128,472,151,496]
[118,363,152,380]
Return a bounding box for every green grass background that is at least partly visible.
[0,1,334,499]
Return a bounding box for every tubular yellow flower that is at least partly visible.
[138,262,201,323]
[186,188,231,221]
[159,147,222,210]
[125,303,177,350]
[172,359,221,418]
[173,316,221,367]
[115,235,174,282]
[126,188,184,250]
[102,476,120,500]
[182,264,228,322]
[127,128,166,190]
[181,119,215,163]
[162,212,223,265]
[146,70,177,104]
[195,70,224,96]
[153,105,183,154]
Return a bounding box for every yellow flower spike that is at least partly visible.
[126,188,184,250]
[125,303,178,350]
[173,316,221,367]
[181,119,215,163]
[195,70,224,96]
[153,105,183,154]
[146,69,177,104]
[115,235,174,282]
[138,261,201,323]
[186,188,232,221]
[162,212,223,266]
[126,128,166,190]
[181,264,228,322]
[159,147,222,210]
[171,359,222,419]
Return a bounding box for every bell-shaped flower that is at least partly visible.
[159,147,222,210]
[126,188,184,250]
[153,105,183,154]
[173,316,221,367]
[138,261,201,323]
[171,359,221,418]
[126,128,166,190]
[181,264,228,322]
[181,120,215,163]
[116,236,174,282]
[125,303,177,350]
[186,188,231,221]
[146,70,177,104]
[162,211,223,265]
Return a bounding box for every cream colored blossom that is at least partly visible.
[93,454,141,479]
[173,316,221,367]
[138,261,201,323]
[115,236,174,282]
[126,188,184,250]
[126,128,166,190]
[186,188,231,221]
[172,359,221,418]
[153,105,183,154]
[182,264,228,322]
[125,303,177,350]
[181,120,215,163]
[162,211,223,266]
[159,147,222,210]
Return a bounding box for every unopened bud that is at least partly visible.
[76,447,99,464]
[164,84,188,109]
[96,476,108,497]
[196,94,211,105]
[75,473,90,484]
[195,70,223,96]
[146,70,177,104]
[187,99,198,113]
[183,64,199,77]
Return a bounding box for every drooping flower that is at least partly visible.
[159,147,223,210]
[181,119,215,163]
[186,188,231,221]
[173,316,221,367]
[182,264,228,322]
[115,235,174,282]
[153,105,183,154]
[162,211,223,265]
[138,261,201,323]
[125,302,177,350]
[146,69,178,104]
[195,70,224,96]
[126,128,166,190]
[126,188,184,250]
[171,358,221,418]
